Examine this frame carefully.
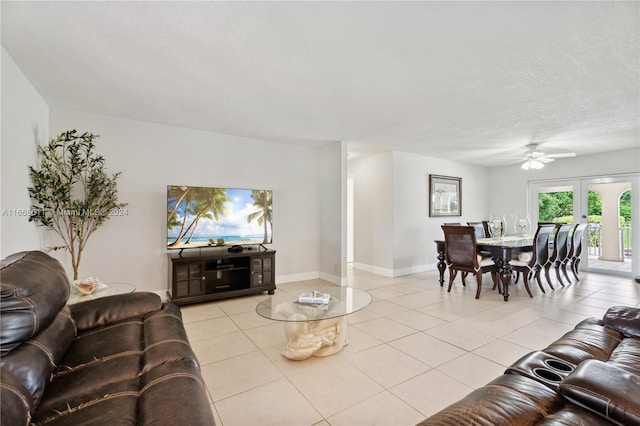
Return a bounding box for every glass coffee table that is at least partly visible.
[256,286,371,360]
[68,282,136,305]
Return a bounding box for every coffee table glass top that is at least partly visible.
[68,282,136,305]
[256,286,371,322]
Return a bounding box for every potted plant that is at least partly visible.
[28,130,126,280]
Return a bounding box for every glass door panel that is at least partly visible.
[530,175,637,277]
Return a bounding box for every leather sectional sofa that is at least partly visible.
[1,251,214,425]
[419,304,640,425]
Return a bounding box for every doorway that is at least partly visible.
[530,174,638,277]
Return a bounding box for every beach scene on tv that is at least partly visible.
[167,186,273,249]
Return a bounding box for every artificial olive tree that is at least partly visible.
[28,130,126,280]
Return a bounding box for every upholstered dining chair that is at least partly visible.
[544,224,573,287]
[562,223,588,282]
[510,225,555,296]
[467,221,489,239]
[441,225,500,299]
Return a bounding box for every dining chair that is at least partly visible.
[544,224,573,287]
[441,225,499,299]
[510,225,555,296]
[467,222,489,239]
[562,223,588,282]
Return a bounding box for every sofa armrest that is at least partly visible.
[70,292,162,331]
[559,359,640,426]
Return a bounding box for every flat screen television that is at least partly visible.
[167,185,273,249]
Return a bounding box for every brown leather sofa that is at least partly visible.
[419,305,640,425]
[1,251,214,425]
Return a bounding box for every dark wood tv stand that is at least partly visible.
[168,247,276,305]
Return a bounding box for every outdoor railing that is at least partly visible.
[586,223,632,260]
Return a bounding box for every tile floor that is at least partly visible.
[181,268,640,426]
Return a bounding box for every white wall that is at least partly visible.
[349,151,490,276]
[392,152,490,275]
[1,47,50,258]
[349,151,394,274]
[47,108,321,293]
[318,142,347,285]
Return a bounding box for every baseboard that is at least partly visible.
[319,271,347,286]
[354,262,437,278]
[276,271,320,284]
[353,262,394,277]
[392,263,434,277]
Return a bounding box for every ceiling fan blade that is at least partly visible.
[546,152,576,158]
[539,157,555,163]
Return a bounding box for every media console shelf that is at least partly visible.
[168,248,276,305]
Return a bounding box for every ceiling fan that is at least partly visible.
[519,143,576,170]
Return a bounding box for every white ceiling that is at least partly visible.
[2,1,638,166]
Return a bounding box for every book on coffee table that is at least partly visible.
[298,290,331,305]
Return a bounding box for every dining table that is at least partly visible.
[434,236,534,301]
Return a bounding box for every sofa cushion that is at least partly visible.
[603,305,640,338]
[0,366,34,426]
[141,303,199,373]
[608,337,640,376]
[138,359,212,425]
[69,292,162,332]
[0,307,75,411]
[559,359,640,426]
[417,373,564,425]
[1,251,70,356]
[542,318,622,364]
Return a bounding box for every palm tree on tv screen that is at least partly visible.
[247,190,273,244]
[167,186,229,246]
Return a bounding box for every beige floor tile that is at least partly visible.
[424,322,496,351]
[288,359,384,417]
[502,318,576,350]
[389,290,448,309]
[190,331,258,365]
[184,316,239,342]
[391,309,447,331]
[390,369,473,417]
[542,309,591,325]
[228,309,275,329]
[261,342,349,376]
[180,301,226,323]
[347,344,430,388]
[368,287,407,301]
[201,350,283,401]
[390,332,466,368]
[346,306,382,325]
[341,325,384,354]
[182,270,637,425]
[215,295,264,315]
[352,317,418,342]
[327,391,425,426]
[437,352,506,388]
[215,378,323,426]
[472,339,533,367]
[243,321,288,348]
[366,300,410,316]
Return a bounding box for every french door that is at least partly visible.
[529,174,639,277]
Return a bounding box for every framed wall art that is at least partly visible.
[429,175,461,217]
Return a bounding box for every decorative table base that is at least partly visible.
[280,314,347,360]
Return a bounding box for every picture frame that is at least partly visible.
[429,175,461,217]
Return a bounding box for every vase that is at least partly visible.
[514,214,531,238]
[489,214,508,239]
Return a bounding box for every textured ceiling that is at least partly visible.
[2,1,638,166]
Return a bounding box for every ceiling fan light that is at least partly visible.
[521,159,544,170]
